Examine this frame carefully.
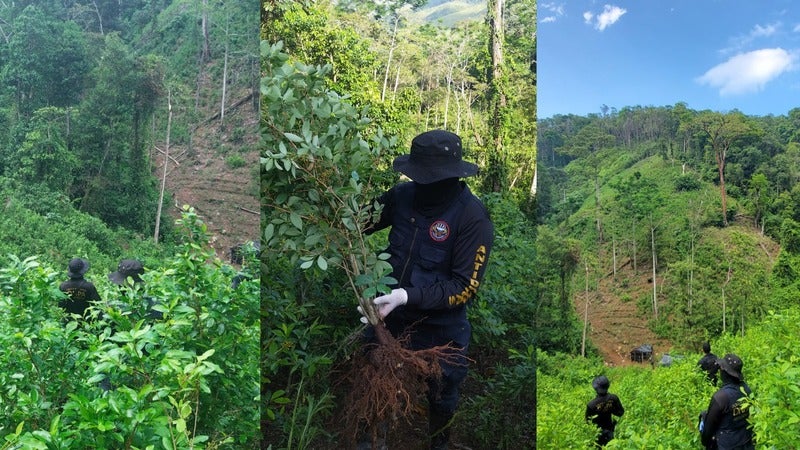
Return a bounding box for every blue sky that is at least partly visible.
[538,1,800,118]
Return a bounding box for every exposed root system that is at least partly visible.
[340,323,462,447]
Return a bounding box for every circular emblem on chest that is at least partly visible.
[429,220,450,242]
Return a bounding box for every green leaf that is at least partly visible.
[180,402,192,419]
[316,256,328,270]
[290,212,303,230]
[264,223,275,242]
[284,132,303,143]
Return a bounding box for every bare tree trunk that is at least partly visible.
[632,220,638,272]
[219,12,230,123]
[581,260,590,358]
[443,63,453,129]
[201,0,211,61]
[651,223,658,319]
[486,0,506,192]
[612,236,617,280]
[392,57,403,102]
[92,0,104,35]
[595,176,603,242]
[454,79,463,134]
[154,90,173,243]
[381,16,399,102]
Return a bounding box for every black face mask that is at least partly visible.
[720,371,740,385]
[413,178,462,217]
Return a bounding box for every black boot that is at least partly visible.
[429,411,453,450]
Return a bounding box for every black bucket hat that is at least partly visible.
[392,130,478,184]
[716,353,744,381]
[592,375,610,395]
[108,259,144,285]
[67,258,90,278]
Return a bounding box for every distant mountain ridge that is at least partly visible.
[412,0,486,26]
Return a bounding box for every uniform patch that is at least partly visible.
[429,220,450,242]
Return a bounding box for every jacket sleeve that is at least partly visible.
[405,204,494,310]
[701,390,726,447]
[88,284,101,302]
[613,396,624,417]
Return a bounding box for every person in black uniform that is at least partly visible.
[58,257,101,319]
[108,259,145,286]
[109,258,162,320]
[700,354,754,450]
[358,129,494,450]
[585,375,625,447]
[698,341,719,385]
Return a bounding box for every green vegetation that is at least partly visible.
[538,307,800,448]
[0,208,259,449]
[0,2,259,448]
[0,1,257,237]
[536,104,800,446]
[263,0,537,447]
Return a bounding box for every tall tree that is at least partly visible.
[484,0,506,193]
[3,5,90,116]
[691,111,753,226]
[72,34,164,232]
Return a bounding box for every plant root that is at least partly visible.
[340,323,463,447]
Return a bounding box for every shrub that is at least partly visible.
[225,154,246,169]
[0,207,260,449]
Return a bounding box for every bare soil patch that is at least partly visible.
[152,98,260,260]
[574,260,673,367]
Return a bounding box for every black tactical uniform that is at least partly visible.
[362,130,494,450]
[59,258,101,318]
[698,341,719,385]
[585,375,625,447]
[701,354,754,450]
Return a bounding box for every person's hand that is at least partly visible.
[373,288,407,319]
[357,305,369,324]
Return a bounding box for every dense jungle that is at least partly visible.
[0,1,260,448]
[262,0,538,448]
[536,105,800,448]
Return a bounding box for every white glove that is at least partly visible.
[357,305,369,324]
[373,288,408,319]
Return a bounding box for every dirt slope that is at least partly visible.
[153,96,260,261]
[574,258,673,367]
[576,222,781,367]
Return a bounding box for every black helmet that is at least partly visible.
[592,375,610,394]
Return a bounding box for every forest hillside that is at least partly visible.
[0,2,260,448]
[535,104,800,447]
[263,0,537,448]
[0,0,259,265]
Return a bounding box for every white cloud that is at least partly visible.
[542,2,565,16]
[584,5,626,31]
[541,2,565,24]
[697,48,797,96]
[751,23,779,37]
[723,22,782,55]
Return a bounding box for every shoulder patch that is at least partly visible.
[429,220,450,242]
